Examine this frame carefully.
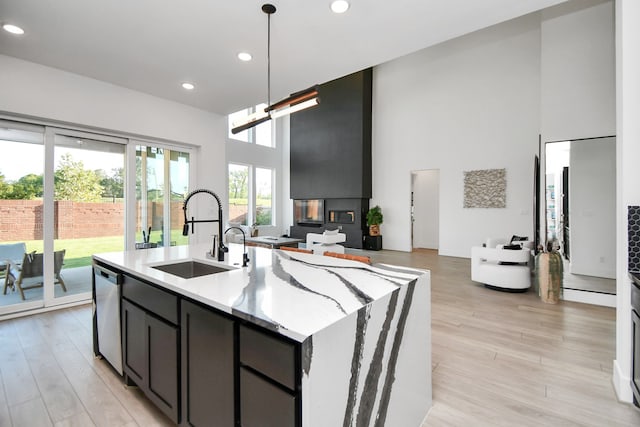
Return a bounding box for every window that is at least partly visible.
[255,167,273,225]
[228,164,274,227]
[228,164,249,225]
[0,117,195,316]
[136,145,190,247]
[227,103,273,147]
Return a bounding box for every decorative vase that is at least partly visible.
[535,250,563,304]
[369,224,380,236]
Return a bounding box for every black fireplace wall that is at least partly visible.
[290,199,369,249]
[289,69,372,249]
[289,68,372,200]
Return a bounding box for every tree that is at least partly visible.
[12,174,44,199]
[99,167,124,200]
[229,167,248,199]
[54,153,103,202]
[0,172,44,199]
[0,173,11,198]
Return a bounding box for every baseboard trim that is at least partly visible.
[562,288,616,307]
[613,359,634,403]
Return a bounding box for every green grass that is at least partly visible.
[4,229,189,269]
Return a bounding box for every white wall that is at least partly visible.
[373,13,541,256]
[569,137,616,278]
[540,0,616,141]
[412,170,439,249]
[614,0,640,405]
[0,54,226,244]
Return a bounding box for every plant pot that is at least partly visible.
[535,251,563,304]
[369,224,380,236]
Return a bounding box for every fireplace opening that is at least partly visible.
[328,210,355,224]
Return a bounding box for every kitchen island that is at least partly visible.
[93,243,431,427]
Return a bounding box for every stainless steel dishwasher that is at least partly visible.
[93,263,123,375]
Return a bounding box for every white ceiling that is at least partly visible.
[0,0,568,116]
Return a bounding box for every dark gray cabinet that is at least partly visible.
[147,315,178,420]
[122,299,145,382]
[122,276,179,423]
[239,324,298,426]
[180,300,234,427]
[115,269,301,426]
[240,368,296,427]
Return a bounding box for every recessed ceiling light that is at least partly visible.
[330,0,350,14]
[2,24,25,35]
[238,52,252,62]
[181,82,195,90]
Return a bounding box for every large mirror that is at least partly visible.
[544,136,616,294]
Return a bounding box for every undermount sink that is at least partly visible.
[151,260,232,279]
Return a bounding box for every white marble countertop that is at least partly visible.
[93,243,426,342]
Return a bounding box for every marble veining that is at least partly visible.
[355,288,399,426]
[270,253,350,314]
[301,273,429,427]
[375,279,417,427]
[93,243,422,343]
[343,307,371,427]
[94,243,431,426]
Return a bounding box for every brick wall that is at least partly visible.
[55,201,124,239]
[137,201,185,230]
[0,200,43,241]
[0,200,186,241]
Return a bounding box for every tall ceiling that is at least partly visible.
[0,0,568,115]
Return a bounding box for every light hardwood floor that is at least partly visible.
[0,249,638,426]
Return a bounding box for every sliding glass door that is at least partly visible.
[0,120,45,313]
[52,130,126,304]
[0,121,193,316]
[135,145,190,248]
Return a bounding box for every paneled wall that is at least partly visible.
[290,69,372,200]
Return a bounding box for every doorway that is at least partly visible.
[0,122,127,313]
[51,129,127,306]
[0,118,195,316]
[411,170,440,250]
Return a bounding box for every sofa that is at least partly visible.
[471,237,533,291]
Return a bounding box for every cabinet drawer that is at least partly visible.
[241,368,295,427]
[122,275,178,324]
[239,325,296,390]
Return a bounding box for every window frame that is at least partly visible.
[227,162,275,228]
[227,104,274,148]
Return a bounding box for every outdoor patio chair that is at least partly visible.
[6,250,67,300]
[1,242,27,295]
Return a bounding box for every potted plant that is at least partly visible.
[366,205,383,236]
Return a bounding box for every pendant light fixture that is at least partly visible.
[231,4,320,134]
